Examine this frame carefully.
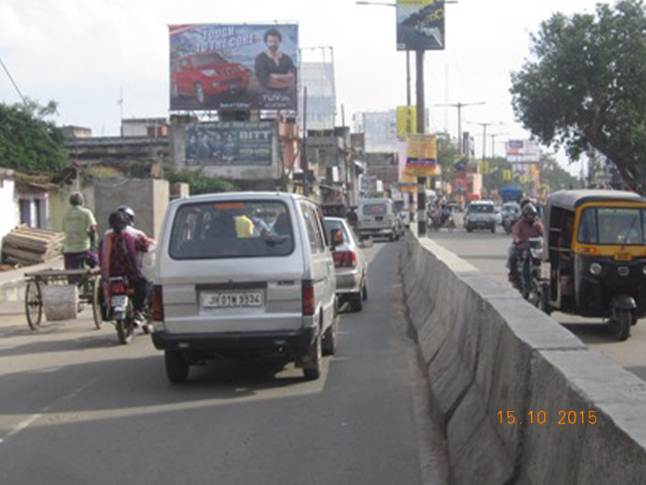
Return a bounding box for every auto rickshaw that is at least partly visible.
[541,190,646,340]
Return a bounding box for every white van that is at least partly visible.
[357,198,398,241]
[150,192,338,383]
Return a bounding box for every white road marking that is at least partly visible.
[1,378,98,443]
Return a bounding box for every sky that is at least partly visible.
[0,0,608,175]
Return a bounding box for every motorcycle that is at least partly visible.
[108,277,138,344]
[511,237,549,310]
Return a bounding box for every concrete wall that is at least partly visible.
[0,179,19,253]
[93,178,169,239]
[400,232,646,484]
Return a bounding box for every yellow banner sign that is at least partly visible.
[396,106,417,139]
[405,134,439,177]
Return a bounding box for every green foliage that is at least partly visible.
[540,154,579,191]
[511,0,646,191]
[166,169,237,195]
[0,100,68,172]
[436,133,461,182]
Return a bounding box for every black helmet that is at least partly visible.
[522,203,538,219]
[117,205,135,225]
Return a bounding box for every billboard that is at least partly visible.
[360,111,398,153]
[169,24,299,111]
[397,0,445,51]
[299,61,336,130]
[396,106,417,139]
[405,134,439,177]
[506,139,541,163]
[185,121,277,167]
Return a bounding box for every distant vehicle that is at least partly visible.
[499,185,524,203]
[151,192,338,383]
[171,53,250,106]
[324,217,369,312]
[357,198,399,241]
[464,200,497,233]
[501,201,522,234]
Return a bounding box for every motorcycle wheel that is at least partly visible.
[116,318,135,345]
[611,310,632,341]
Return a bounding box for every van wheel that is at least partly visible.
[322,319,337,356]
[165,351,189,384]
[389,233,395,242]
[491,225,496,234]
[303,332,322,380]
[466,226,473,233]
[350,293,363,312]
[362,280,368,301]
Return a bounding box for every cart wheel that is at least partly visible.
[25,281,43,331]
[91,275,103,330]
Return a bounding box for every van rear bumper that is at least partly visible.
[151,327,316,356]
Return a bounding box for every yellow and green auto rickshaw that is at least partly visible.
[543,190,646,340]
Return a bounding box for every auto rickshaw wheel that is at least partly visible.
[611,310,632,341]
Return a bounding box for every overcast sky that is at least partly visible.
[0,0,607,174]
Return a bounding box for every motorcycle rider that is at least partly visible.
[508,203,544,283]
[99,210,154,327]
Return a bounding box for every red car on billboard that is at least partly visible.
[171,53,249,106]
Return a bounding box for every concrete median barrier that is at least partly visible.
[400,232,646,484]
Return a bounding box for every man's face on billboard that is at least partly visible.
[266,34,281,53]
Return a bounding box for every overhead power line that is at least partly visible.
[0,54,27,105]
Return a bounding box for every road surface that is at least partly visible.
[0,241,448,485]
[430,227,646,381]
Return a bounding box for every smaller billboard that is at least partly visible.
[396,106,417,139]
[185,121,277,167]
[397,0,445,51]
[405,134,439,177]
[506,139,541,163]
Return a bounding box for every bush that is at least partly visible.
[166,169,237,195]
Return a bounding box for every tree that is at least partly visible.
[539,154,579,191]
[436,133,461,182]
[0,100,68,172]
[511,0,646,192]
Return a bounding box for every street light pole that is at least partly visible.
[468,121,503,162]
[434,101,485,155]
[489,132,509,159]
[415,50,426,236]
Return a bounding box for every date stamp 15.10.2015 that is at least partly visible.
[497,409,599,427]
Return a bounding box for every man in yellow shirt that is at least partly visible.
[235,213,255,238]
[62,192,97,269]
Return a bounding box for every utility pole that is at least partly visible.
[468,121,503,162]
[341,104,352,206]
[434,101,485,155]
[416,50,426,236]
[302,86,310,197]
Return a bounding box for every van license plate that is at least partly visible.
[201,292,264,309]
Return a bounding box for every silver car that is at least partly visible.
[150,192,338,383]
[324,217,369,312]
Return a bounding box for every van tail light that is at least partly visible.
[302,280,315,316]
[333,250,358,268]
[151,285,164,322]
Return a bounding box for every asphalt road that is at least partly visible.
[0,241,448,485]
[430,225,646,382]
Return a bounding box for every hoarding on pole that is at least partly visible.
[396,106,417,139]
[185,121,277,167]
[397,0,445,51]
[405,134,439,177]
[169,24,299,111]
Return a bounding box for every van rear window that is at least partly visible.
[169,200,294,259]
[362,204,387,216]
